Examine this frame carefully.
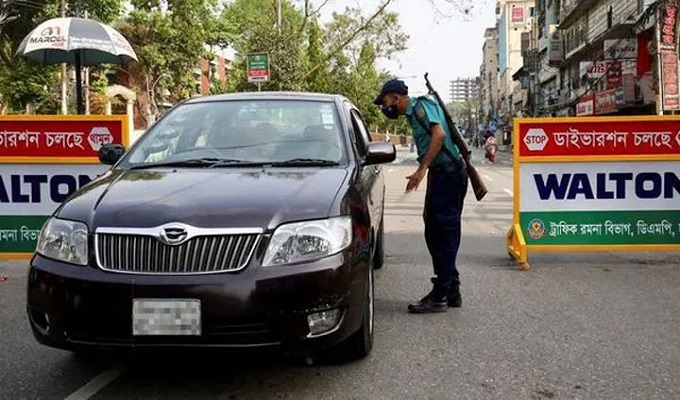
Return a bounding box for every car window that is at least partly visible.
[124,100,347,165]
[350,109,371,156]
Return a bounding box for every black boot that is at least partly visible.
[408,279,448,314]
[448,282,462,308]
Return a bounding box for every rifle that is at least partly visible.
[423,73,488,201]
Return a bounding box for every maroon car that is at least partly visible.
[27,92,395,360]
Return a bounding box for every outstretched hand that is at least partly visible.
[405,168,426,193]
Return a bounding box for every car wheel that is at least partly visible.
[347,263,375,360]
[373,218,385,270]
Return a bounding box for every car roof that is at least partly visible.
[183,91,352,105]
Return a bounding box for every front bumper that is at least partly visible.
[27,251,367,353]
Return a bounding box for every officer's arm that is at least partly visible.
[415,102,445,170]
[418,124,445,170]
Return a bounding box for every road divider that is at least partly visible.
[507,116,680,270]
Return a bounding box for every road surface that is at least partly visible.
[1,149,679,400]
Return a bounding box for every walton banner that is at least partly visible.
[507,116,680,269]
[0,115,127,258]
[0,164,109,254]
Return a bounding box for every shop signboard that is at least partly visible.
[575,95,594,116]
[594,89,618,114]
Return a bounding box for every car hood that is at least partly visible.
[57,167,349,230]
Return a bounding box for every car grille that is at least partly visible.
[96,233,261,274]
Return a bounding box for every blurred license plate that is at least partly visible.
[132,299,201,336]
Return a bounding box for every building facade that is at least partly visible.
[479,27,500,122]
[533,0,562,116]
[493,0,670,117]
[555,0,643,116]
[497,0,535,132]
[450,77,479,103]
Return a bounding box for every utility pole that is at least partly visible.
[276,0,282,91]
[60,0,68,114]
[276,0,281,34]
[83,10,90,115]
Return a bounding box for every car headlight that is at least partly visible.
[36,218,89,266]
[262,216,352,266]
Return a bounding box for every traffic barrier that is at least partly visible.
[0,115,129,259]
[507,116,680,270]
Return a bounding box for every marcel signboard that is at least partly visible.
[0,115,127,258]
[507,116,680,270]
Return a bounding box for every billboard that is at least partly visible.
[0,115,128,163]
[0,115,127,258]
[507,117,680,269]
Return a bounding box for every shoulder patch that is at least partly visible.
[415,107,425,119]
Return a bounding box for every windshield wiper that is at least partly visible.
[272,158,340,167]
[127,158,247,170]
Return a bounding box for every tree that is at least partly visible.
[116,0,227,117]
[304,19,330,93]
[222,0,307,92]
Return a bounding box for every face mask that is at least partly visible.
[381,97,400,119]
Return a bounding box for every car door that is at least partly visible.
[348,108,384,237]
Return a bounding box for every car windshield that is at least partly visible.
[122,99,346,167]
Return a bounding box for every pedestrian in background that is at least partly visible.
[374,78,468,314]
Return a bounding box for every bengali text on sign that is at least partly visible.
[0,118,124,159]
[519,120,680,157]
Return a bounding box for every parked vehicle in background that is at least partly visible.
[27,92,396,361]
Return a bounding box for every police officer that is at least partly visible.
[374,78,469,314]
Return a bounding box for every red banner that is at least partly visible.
[594,89,618,115]
[247,69,269,77]
[575,95,594,116]
[519,119,680,157]
[660,2,678,50]
[661,49,680,110]
[0,117,126,161]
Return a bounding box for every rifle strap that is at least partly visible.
[413,100,463,165]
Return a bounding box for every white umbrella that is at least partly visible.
[16,17,138,114]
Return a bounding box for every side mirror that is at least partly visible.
[99,143,126,165]
[364,141,396,165]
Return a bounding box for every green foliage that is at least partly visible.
[221,0,408,133]
[0,0,411,124]
[223,0,306,92]
[305,19,329,93]
[117,0,225,102]
[0,0,124,113]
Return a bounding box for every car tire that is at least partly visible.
[373,218,385,270]
[347,264,375,360]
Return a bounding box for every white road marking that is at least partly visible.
[388,168,394,173]
[503,188,513,197]
[483,174,494,182]
[64,365,125,400]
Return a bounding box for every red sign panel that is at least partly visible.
[512,7,525,23]
[248,70,269,77]
[594,89,618,115]
[661,49,680,110]
[0,117,125,160]
[606,60,622,89]
[575,95,594,116]
[660,3,678,50]
[519,119,680,157]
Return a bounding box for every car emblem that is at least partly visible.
[159,225,189,246]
